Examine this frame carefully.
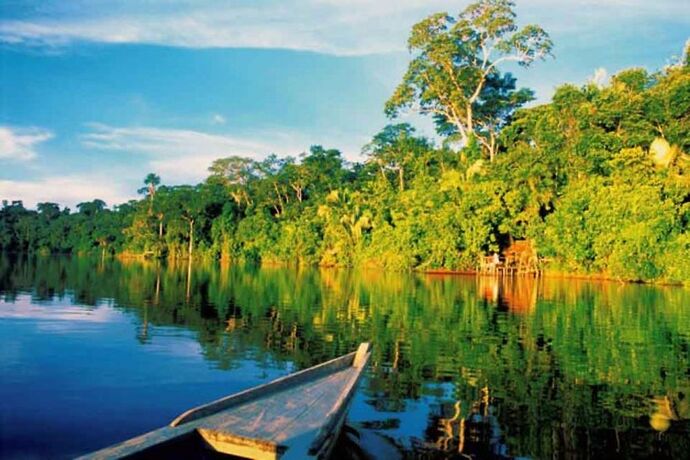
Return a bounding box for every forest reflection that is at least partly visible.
[1,255,688,459]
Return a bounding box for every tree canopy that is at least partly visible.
[1,3,688,285]
[385,0,553,160]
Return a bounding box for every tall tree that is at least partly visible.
[255,154,291,217]
[363,123,431,191]
[137,173,161,214]
[76,199,106,216]
[208,156,257,207]
[300,146,346,195]
[385,0,552,160]
[36,202,61,220]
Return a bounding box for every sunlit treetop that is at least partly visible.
[385,0,553,161]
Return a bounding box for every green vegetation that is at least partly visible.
[1,1,689,283]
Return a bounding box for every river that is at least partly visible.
[0,255,688,459]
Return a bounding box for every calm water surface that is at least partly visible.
[0,255,689,459]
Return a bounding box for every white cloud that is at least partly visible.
[0,6,407,55]
[211,114,226,125]
[78,123,364,184]
[0,175,132,209]
[0,294,122,323]
[81,123,277,157]
[0,0,687,55]
[0,126,53,161]
[80,123,318,183]
[589,67,609,87]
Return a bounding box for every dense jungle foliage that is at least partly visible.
[1,1,689,283]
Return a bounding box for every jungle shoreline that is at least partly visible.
[4,251,687,288]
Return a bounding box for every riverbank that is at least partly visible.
[417,267,688,287]
[4,250,689,288]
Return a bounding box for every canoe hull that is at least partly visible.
[79,343,371,460]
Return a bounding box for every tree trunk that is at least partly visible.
[377,162,387,184]
[230,191,242,205]
[273,182,284,215]
[466,104,473,136]
[292,184,303,202]
[398,167,404,192]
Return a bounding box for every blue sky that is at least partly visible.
[1,0,689,209]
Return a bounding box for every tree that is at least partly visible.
[208,156,257,207]
[363,123,431,191]
[385,0,552,160]
[137,173,161,214]
[255,154,291,217]
[300,146,346,195]
[76,199,106,216]
[36,202,61,220]
[282,160,307,203]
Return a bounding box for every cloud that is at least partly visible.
[0,126,53,161]
[589,67,609,87]
[80,123,277,157]
[0,3,412,55]
[211,114,226,125]
[0,294,121,323]
[0,0,688,55]
[79,123,320,183]
[79,123,364,184]
[0,175,132,209]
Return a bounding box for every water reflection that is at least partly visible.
[477,275,538,313]
[0,255,689,459]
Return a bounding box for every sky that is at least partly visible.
[1,0,689,209]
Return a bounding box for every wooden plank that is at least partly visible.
[79,343,372,460]
[197,428,285,460]
[170,350,356,427]
[308,346,371,457]
[199,367,356,441]
[353,342,371,368]
[77,425,197,460]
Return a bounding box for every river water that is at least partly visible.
[0,255,688,459]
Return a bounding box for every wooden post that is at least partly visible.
[353,342,371,368]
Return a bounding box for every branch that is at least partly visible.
[420,71,467,140]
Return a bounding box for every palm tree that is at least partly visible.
[138,173,161,214]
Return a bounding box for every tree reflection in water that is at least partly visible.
[0,254,689,459]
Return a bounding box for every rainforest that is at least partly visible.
[1,3,689,285]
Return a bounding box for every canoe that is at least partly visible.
[78,342,372,460]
